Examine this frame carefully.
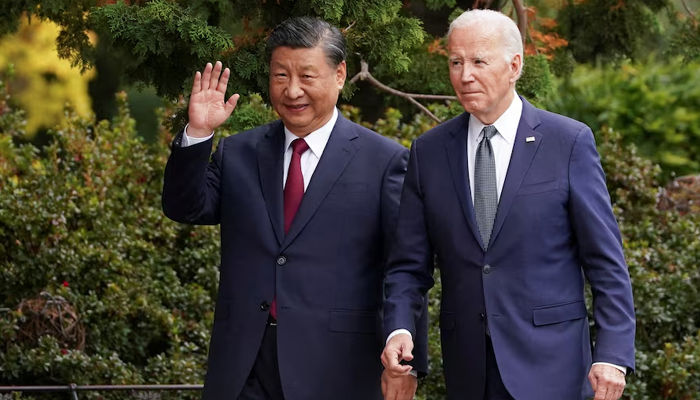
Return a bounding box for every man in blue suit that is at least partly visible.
[163,17,425,400]
[381,9,635,400]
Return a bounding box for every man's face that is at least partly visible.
[448,26,521,125]
[269,45,346,137]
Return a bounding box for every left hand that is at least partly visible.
[381,369,417,400]
[589,364,626,400]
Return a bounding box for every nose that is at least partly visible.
[461,64,475,83]
[285,77,304,99]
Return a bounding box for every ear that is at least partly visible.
[336,61,347,89]
[509,54,522,83]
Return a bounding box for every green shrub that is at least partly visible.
[546,60,700,181]
[0,79,220,396]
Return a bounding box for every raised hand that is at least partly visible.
[188,61,240,138]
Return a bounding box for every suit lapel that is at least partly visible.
[257,121,286,245]
[490,98,542,246]
[281,115,360,250]
[445,113,484,249]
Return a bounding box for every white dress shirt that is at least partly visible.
[468,93,522,202]
[181,108,339,192]
[389,92,626,375]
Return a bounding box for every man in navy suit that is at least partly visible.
[162,17,425,400]
[381,9,635,400]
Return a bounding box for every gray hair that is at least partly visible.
[266,17,347,67]
[447,10,524,78]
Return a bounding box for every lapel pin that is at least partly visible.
[526,136,535,143]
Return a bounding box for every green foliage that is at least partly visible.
[516,54,556,108]
[0,85,220,391]
[0,0,95,71]
[89,0,234,98]
[546,59,700,180]
[557,0,668,64]
[596,128,700,399]
[0,0,426,100]
[667,15,700,62]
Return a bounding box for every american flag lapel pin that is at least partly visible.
[526,136,535,143]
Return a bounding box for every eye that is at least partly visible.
[450,60,462,66]
[276,73,287,78]
[475,59,485,65]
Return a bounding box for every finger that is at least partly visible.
[381,346,400,369]
[225,93,240,115]
[589,372,598,392]
[201,63,213,90]
[381,376,387,397]
[217,67,231,93]
[401,341,414,361]
[192,71,202,94]
[612,386,625,400]
[594,385,608,400]
[210,61,222,92]
[388,364,412,376]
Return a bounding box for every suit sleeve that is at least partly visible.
[380,145,430,376]
[162,130,223,225]
[383,140,435,347]
[568,127,636,372]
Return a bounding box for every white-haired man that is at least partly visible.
[381,9,635,400]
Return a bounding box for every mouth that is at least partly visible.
[285,104,309,112]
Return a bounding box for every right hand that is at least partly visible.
[381,333,414,378]
[188,61,240,138]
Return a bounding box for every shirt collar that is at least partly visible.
[284,107,338,158]
[469,92,523,145]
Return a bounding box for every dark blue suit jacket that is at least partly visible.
[162,115,427,400]
[384,98,635,400]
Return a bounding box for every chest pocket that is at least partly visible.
[517,179,559,196]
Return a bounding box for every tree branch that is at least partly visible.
[342,21,356,33]
[680,0,696,17]
[349,61,457,123]
[512,0,528,45]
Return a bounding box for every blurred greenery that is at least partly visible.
[546,59,700,181]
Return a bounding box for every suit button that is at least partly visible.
[277,256,287,266]
[483,264,491,274]
[260,301,270,311]
[479,312,485,321]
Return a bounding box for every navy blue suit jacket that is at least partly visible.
[384,98,635,400]
[162,115,427,400]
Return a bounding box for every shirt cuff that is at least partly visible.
[386,329,412,345]
[592,362,627,375]
[181,124,214,147]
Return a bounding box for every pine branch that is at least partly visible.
[349,61,457,123]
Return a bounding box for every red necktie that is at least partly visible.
[271,138,309,319]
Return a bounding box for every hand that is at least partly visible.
[381,369,417,400]
[589,364,626,400]
[188,61,240,137]
[381,333,414,377]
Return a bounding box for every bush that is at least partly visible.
[0,78,220,396]
[546,60,700,181]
